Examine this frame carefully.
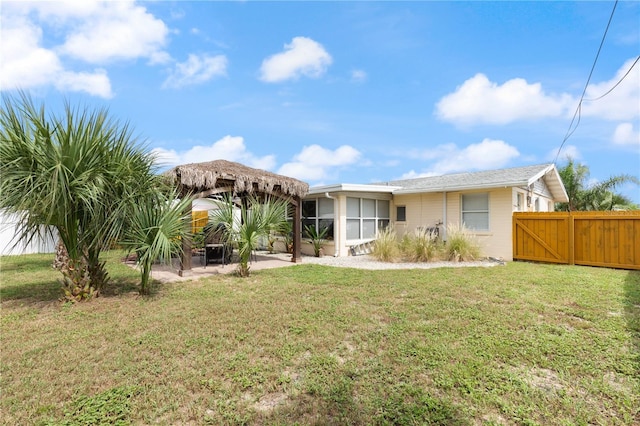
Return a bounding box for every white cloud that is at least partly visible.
[162,54,228,89]
[259,37,332,83]
[351,69,367,83]
[548,144,581,162]
[152,147,181,167]
[152,136,276,170]
[436,59,640,126]
[582,58,640,121]
[0,14,113,97]
[0,1,170,98]
[170,8,186,20]
[56,69,113,98]
[1,17,63,88]
[277,163,327,181]
[430,139,520,174]
[56,2,170,65]
[612,122,640,146]
[278,145,361,181]
[405,139,520,176]
[292,145,361,167]
[436,73,573,125]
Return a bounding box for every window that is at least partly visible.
[302,198,334,239]
[534,198,540,212]
[396,206,406,222]
[461,193,489,231]
[346,197,361,239]
[347,197,390,240]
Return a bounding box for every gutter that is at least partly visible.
[392,181,531,195]
[442,192,447,241]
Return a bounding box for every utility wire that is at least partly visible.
[583,55,640,102]
[554,0,619,164]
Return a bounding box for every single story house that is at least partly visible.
[300,163,568,261]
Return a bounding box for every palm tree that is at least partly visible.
[0,92,159,299]
[556,158,639,211]
[120,191,193,295]
[209,194,289,277]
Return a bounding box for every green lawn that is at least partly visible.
[1,252,638,425]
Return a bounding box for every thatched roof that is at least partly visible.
[164,159,309,199]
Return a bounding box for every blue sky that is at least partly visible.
[2,1,639,202]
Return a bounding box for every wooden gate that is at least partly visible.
[513,211,640,270]
[513,213,570,264]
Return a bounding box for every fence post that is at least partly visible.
[568,212,575,266]
[512,214,517,262]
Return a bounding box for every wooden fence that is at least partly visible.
[513,211,640,270]
[192,211,209,234]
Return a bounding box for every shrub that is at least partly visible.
[445,223,481,261]
[373,224,481,264]
[402,227,441,262]
[304,224,329,257]
[372,227,401,262]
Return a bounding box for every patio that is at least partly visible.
[136,251,503,283]
[128,251,298,283]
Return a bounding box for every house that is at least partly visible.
[0,210,57,256]
[301,163,568,261]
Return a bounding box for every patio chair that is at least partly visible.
[203,223,233,266]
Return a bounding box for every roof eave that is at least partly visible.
[307,183,401,195]
[392,180,530,195]
[538,165,569,203]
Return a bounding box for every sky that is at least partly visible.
[1,1,639,203]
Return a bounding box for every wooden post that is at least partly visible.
[292,196,302,263]
[568,212,575,266]
[180,201,192,275]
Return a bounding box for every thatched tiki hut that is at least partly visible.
[164,159,309,273]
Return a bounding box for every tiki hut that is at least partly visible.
[164,160,309,272]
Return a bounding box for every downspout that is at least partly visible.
[324,192,339,256]
[442,192,447,242]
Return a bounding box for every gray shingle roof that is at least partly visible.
[377,164,567,201]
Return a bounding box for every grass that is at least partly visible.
[1,251,639,425]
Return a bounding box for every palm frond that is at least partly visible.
[1,92,162,294]
[121,192,193,294]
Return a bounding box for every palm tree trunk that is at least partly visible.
[140,264,151,295]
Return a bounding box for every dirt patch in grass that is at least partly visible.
[514,366,565,395]
[253,392,289,412]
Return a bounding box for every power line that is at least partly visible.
[583,55,640,102]
[554,0,619,164]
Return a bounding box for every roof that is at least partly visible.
[164,159,309,199]
[382,163,568,202]
[308,183,401,195]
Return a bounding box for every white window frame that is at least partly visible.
[302,198,335,240]
[461,192,490,231]
[346,197,390,241]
